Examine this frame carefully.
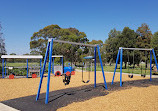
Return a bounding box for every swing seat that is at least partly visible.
[128,74,133,78]
[63,74,71,85]
[141,74,146,78]
[82,80,90,83]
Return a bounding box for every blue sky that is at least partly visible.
[0,0,158,54]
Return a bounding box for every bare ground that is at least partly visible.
[0,71,158,111]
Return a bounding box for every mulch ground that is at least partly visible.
[0,71,158,111]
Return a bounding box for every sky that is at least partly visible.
[0,0,158,54]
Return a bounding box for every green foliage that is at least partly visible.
[151,31,158,50]
[105,27,144,68]
[54,57,61,65]
[118,27,137,48]
[30,24,89,63]
[10,53,16,55]
[105,28,121,63]
[89,40,104,63]
[136,23,152,48]
[29,23,156,70]
[151,31,158,57]
[9,68,27,76]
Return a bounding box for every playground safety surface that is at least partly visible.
[0,72,158,111]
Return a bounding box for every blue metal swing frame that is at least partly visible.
[36,38,108,104]
[111,47,158,87]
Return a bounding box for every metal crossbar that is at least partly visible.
[50,39,97,47]
[119,47,152,51]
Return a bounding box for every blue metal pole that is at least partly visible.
[112,50,120,85]
[27,59,28,78]
[45,39,53,104]
[5,59,6,77]
[150,50,152,81]
[97,45,107,89]
[2,58,4,78]
[61,57,63,74]
[40,59,42,77]
[152,49,158,70]
[94,47,97,88]
[120,48,123,87]
[52,57,54,75]
[36,41,50,101]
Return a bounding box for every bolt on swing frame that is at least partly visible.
[36,38,108,104]
[111,47,158,87]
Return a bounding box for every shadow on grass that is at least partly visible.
[2,78,158,111]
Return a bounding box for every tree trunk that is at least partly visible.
[125,62,127,69]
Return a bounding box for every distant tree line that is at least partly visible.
[0,23,6,56]
[0,23,6,74]
[105,23,157,68]
[30,23,158,67]
[1,22,158,69]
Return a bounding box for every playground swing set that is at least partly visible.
[81,56,94,83]
[74,46,94,83]
[36,38,108,104]
[127,50,148,78]
[52,42,94,84]
[112,47,158,87]
[1,55,43,79]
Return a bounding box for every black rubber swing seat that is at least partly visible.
[82,80,90,83]
[63,74,71,85]
[141,74,146,78]
[128,74,133,78]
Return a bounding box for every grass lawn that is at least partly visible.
[78,63,152,75]
[0,62,155,76]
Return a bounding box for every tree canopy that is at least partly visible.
[30,24,89,62]
[0,23,6,56]
[104,25,151,67]
[151,31,158,56]
[29,23,158,66]
[136,23,152,48]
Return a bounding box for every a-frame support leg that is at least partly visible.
[45,39,54,104]
[94,47,97,88]
[120,48,123,87]
[36,40,51,101]
[152,49,158,70]
[97,45,108,89]
[150,50,152,81]
[152,49,158,81]
[111,50,120,85]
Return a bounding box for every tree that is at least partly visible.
[151,31,158,58]
[0,23,6,74]
[117,27,137,68]
[89,40,104,63]
[10,53,16,55]
[105,28,121,65]
[0,23,6,55]
[136,23,152,68]
[105,27,138,68]
[30,24,89,62]
[136,23,152,48]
